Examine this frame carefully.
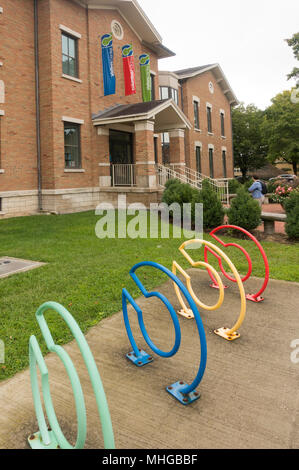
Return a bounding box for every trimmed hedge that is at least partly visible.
[284,192,299,240]
[227,186,261,231]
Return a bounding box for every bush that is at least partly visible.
[162,179,199,207]
[284,192,299,240]
[198,179,225,229]
[228,178,241,194]
[227,186,261,231]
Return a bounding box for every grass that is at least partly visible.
[0,210,298,381]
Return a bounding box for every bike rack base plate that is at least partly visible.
[210,283,229,290]
[166,381,200,405]
[246,294,265,303]
[28,431,59,449]
[177,309,194,319]
[126,349,154,367]
[214,327,240,341]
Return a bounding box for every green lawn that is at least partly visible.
[0,210,298,381]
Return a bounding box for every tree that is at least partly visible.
[285,32,299,81]
[262,90,299,175]
[232,104,268,180]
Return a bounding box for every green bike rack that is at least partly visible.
[28,301,115,450]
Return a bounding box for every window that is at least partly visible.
[64,123,81,168]
[220,112,225,137]
[151,74,156,101]
[171,88,178,105]
[154,136,158,164]
[209,147,214,178]
[62,33,78,78]
[207,106,212,133]
[222,150,227,178]
[159,86,179,105]
[160,86,169,100]
[196,146,201,174]
[161,133,170,164]
[194,101,200,129]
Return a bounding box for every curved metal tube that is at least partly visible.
[206,225,270,301]
[29,301,115,449]
[178,240,247,336]
[122,261,207,396]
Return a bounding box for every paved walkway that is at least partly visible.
[0,270,299,449]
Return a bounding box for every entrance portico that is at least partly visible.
[92,99,191,194]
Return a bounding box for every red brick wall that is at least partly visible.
[44,0,159,190]
[0,0,37,192]
[181,70,234,178]
[0,0,160,195]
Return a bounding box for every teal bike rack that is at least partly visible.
[28,301,115,450]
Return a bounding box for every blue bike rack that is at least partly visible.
[122,261,207,406]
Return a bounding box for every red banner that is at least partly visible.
[122,44,136,96]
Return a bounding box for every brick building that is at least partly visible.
[0,0,238,218]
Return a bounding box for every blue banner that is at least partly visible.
[101,34,116,96]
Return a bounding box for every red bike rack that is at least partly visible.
[204,225,269,303]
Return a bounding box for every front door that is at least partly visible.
[109,130,134,186]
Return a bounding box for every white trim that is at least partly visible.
[135,121,155,132]
[0,7,3,13]
[206,102,213,109]
[97,127,109,136]
[0,169,4,174]
[0,62,3,67]
[194,141,202,148]
[0,189,39,197]
[169,129,185,139]
[59,24,81,39]
[192,95,200,103]
[98,163,110,167]
[62,116,84,124]
[64,169,85,173]
[42,187,100,196]
[0,110,5,116]
[150,70,157,76]
[220,109,225,116]
[62,74,82,83]
[135,161,156,165]
[221,146,227,152]
[208,144,214,150]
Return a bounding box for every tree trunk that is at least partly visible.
[292,159,298,176]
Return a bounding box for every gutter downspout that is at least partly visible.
[34,0,42,211]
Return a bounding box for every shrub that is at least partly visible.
[271,184,299,207]
[228,178,241,194]
[162,179,199,207]
[284,192,299,240]
[198,179,225,229]
[227,186,261,231]
[164,178,181,190]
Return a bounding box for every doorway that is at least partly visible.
[109,130,134,186]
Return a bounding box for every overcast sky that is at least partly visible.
[138,0,299,110]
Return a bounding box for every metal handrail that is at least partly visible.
[156,163,230,205]
[111,164,136,187]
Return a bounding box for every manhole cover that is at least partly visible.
[0,257,45,279]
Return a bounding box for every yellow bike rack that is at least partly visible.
[172,239,247,341]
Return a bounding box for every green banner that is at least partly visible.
[139,54,151,102]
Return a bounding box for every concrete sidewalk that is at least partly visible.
[0,269,299,449]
